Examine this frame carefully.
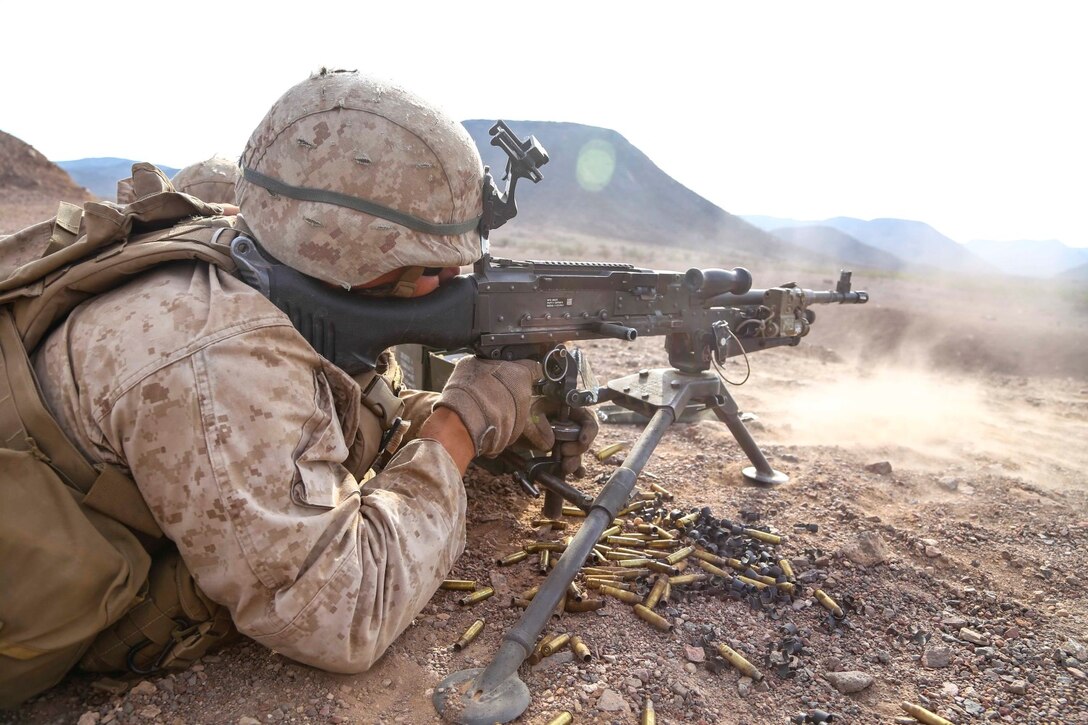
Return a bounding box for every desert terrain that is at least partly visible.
[5,228,1086,725]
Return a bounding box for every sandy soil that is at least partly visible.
[5,243,1088,725]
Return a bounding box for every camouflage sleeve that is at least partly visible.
[397,388,439,445]
[38,297,466,673]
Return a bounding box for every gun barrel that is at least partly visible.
[706,287,868,307]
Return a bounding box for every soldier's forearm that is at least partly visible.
[418,407,474,472]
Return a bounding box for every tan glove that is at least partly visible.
[523,398,600,476]
[434,358,542,457]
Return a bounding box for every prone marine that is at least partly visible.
[0,68,597,706]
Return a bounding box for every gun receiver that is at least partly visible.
[232,238,867,377]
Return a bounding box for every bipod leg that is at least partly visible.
[434,408,677,724]
[709,388,788,486]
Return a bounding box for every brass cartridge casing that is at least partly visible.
[511,597,533,608]
[692,549,728,567]
[900,702,955,725]
[564,598,606,612]
[643,575,669,608]
[662,579,672,603]
[531,518,568,529]
[600,586,643,604]
[640,697,657,725]
[569,635,592,662]
[561,506,587,518]
[633,603,672,631]
[452,619,485,650]
[617,558,653,568]
[497,550,528,566]
[744,528,784,545]
[598,525,622,541]
[665,546,696,565]
[526,542,566,553]
[668,573,706,585]
[585,579,633,591]
[716,642,764,681]
[645,560,681,576]
[567,581,585,602]
[697,560,730,578]
[647,539,678,550]
[460,588,495,606]
[736,575,768,590]
[539,550,551,573]
[540,633,571,657]
[675,512,699,527]
[439,579,476,591]
[650,482,674,499]
[779,558,795,578]
[606,536,645,547]
[814,589,844,618]
[596,442,627,461]
[521,585,541,600]
[545,712,573,725]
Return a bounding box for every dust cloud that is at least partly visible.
[755,362,1088,492]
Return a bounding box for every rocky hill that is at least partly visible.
[464,120,824,266]
[0,131,95,234]
[768,224,908,272]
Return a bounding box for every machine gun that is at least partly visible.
[229,122,868,725]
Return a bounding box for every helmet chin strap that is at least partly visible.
[390,266,425,297]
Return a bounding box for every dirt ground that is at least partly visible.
[6,244,1088,724]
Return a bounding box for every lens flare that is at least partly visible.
[576,139,616,192]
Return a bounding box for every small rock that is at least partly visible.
[381,678,393,688]
[532,651,573,672]
[1062,639,1088,661]
[959,628,989,645]
[684,663,697,674]
[77,713,99,725]
[737,677,752,697]
[91,678,129,695]
[1005,680,1028,695]
[924,545,942,558]
[238,718,261,725]
[841,532,888,568]
[824,671,873,694]
[596,689,628,712]
[923,646,951,668]
[964,699,984,715]
[130,680,157,697]
[937,476,959,491]
[1068,667,1087,680]
[684,645,705,663]
[138,706,161,720]
[941,682,959,697]
[865,461,893,475]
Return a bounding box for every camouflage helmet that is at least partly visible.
[236,69,484,289]
[171,156,239,204]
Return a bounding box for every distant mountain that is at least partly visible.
[57,157,179,201]
[1059,261,1088,281]
[768,225,908,271]
[819,217,996,275]
[463,121,822,264]
[0,131,95,234]
[964,239,1088,278]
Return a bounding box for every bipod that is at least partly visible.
[433,368,786,723]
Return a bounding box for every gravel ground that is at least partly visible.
[6,319,1087,725]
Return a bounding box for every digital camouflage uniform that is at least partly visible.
[31,259,463,672]
[21,69,499,676]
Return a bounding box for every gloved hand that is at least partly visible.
[522,397,600,476]
[434,358,541,457]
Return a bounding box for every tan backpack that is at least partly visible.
[0,165,243,707]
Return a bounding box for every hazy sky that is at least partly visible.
[3,1,1085,246]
